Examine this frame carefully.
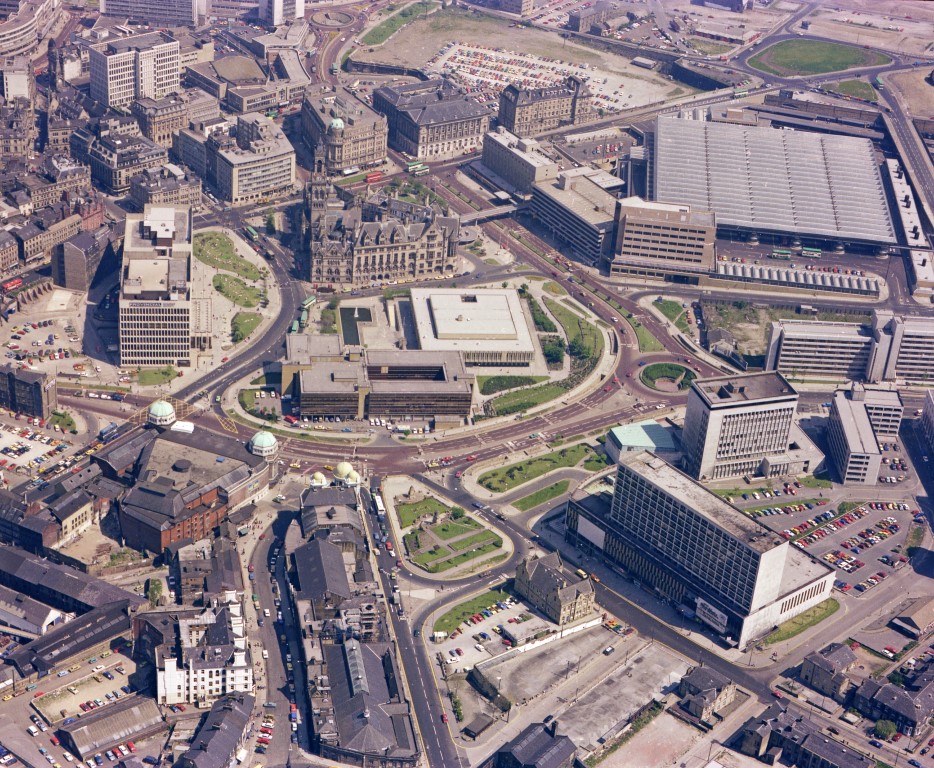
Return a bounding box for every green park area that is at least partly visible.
[829,78,877,101]
[764,599,839,645]
[543,298,603,360]
[232,312,262,343]
[394,496,451,529]
[477,375,549,396]
[479,444,600,493]
[654,297,691,333]
[434,589,512,636]
[749,39,890,76]
[362,1,437,45]
[138,366,176,386]
[640,362,696,392]
[622,313,663,353]
[513,480,570,512]
[194,232,261,281]
[49,411,76,432]
[402,505,503,574]
[213,274,262,308]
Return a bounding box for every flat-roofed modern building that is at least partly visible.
[408,288,536,366]
[920,390,934,456]
[682,371,807,481]
[118,206,212,367]
[88,32,180,109]
[826,390,882,486]
[608,196,716,278]
[210,113,296,205]
[529,168,618,263]
[765,318,874,381]
[651,116,896,248]
[565,451,834,648]
[100,0,196,27]
[301,85,387,175]
[480,128,558,196]
[869,311,934,384]
[853,383,903,438]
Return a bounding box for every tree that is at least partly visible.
[502,281,509,289]
[569,336,591,360]
[873,720,897,740]
[147,579,163,608]
[265,211,276,235]
[451,506,465,520]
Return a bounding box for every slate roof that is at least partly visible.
[495,722,578,768]
[373,78,490,127]
[60,696,165,758]
[179,694,253,768]
[294,538,351,603]
[806,643,857,674]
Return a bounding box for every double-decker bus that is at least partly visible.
[244,226,259,242]
[769,249,792,261]
[301,295,317,310]
[365,170,384,184]
[405,161,424,172]
[412,167,429,177]
[1,277,23,294]
[801,247,822,259]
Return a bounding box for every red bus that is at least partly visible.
[365,171,383,184]
[2,278,23,293]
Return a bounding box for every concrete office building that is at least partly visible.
[766,319,875,381]
[131,96,189,148]
[304,174,459,289]
[129,165,202,212]
[869,310,934,384]
[301,85,387,175]
[920,390,934,456]
[210,113,296,205]
[651,116,896,249]
[529,168,618,263]
[852,383,903,438]
[0,364,57,419]
[259,0,304,28]
[566,452,834,648]
[372,78,491,162]
[682,372,812,481]
[480,128,558,196]
[826,390,882,486]
[100,0,196,26]
[408,288,536,366]
[88,133,168,195]
[469,0,533,14]
[88,32,180,109]
[118,206,212,367]
[0,54,32,100]
[608,196,716,278]
[497,76,592,137]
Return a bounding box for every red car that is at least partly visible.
[50,737,60,746]
[440,714,448,724]
[221,357,229,362]
[772,690,783,699]
[260,728,273,735]
[455,471,463,478]
[385,542,393,551]
[466,455,477,461]
[126,743,135,753]
[33,691,44,698]
[256,738,271,746]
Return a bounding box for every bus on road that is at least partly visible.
[801,247,822,259]
[244,226,259,242]
[412,167,429,177]
[769,249,792,261]
[365,170,384,184]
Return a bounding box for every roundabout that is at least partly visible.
[639,362,696,393]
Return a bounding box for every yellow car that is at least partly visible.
[289,462,300,469]
[323,464,334,471]
[2,694,12,701]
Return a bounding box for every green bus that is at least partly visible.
[406,161,424,171]
[769,250,791,261]
[801,247,822,259]
[301,295,317,310]
[289,320,299,334]
[300,309,308,328]
[244,226,259,242]
[413,167,429,177]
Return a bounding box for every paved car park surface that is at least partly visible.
[435,597,529,673]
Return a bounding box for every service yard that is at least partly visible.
[32,652,139,727]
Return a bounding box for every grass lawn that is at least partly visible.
[748,40,890,77]
[543,297,604,360]
[231,312,262,343]
[829,78,877,101]
[907,524,925,554]
[687,37,733,56]
[514,480,570,512]
[412,545,452,566]
[194,232,261,281]
[798,472,833,490]
[431,541,502,572]
[434,589,512,635]
[49,411,76,432]
[640,362,696,392]
[238,389,257,412]
[448,530,500,552]
[433,518,481,540]
[138,366,176,386]
[479,443,596,492]
[213,274,262,308]
[622,314,663,353]
[477,375,548,396]
[487,383,567,417]
[583,453,610,472]
[395,496,450,528]
[763,599,839,645]
[543,281,566,295]
[653,298,683,323]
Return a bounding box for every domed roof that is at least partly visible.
[347,470,360,484]
[250,430,277,450]
[334,461,353,479]
[149,400,175,419]
[328,117,345,131]
[311,471,327,485]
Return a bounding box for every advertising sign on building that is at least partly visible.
[696,598,728,634]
